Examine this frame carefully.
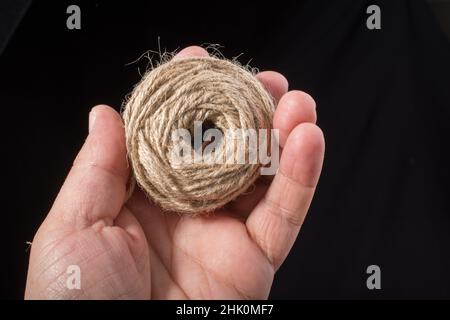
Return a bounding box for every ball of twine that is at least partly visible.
[122,56,275,214]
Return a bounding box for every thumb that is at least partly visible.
[46,105,130,230]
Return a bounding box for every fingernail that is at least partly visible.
[89,109,97,133]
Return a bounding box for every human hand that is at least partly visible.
[25,46,325,299]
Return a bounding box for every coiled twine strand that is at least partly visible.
[123,56,275,214]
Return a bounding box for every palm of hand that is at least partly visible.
[128,183,274,299]
[26,181,272,299]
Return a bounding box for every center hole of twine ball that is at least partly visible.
[190,119,223,153]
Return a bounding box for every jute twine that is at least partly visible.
[122,56,275,214]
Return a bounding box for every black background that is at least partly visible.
[1,0,449,299]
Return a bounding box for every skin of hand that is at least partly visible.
[25,46,325,299]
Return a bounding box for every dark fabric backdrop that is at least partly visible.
[1,0,449,299]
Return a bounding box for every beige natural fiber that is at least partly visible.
[122,56,275,214]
